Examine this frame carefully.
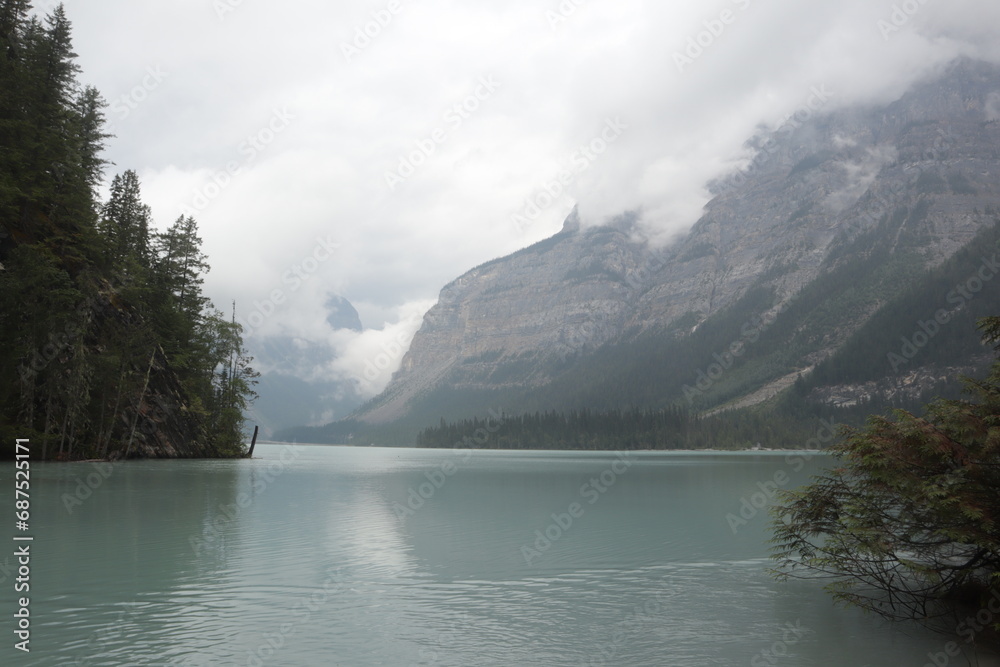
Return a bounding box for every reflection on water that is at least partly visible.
[1,445,998,666]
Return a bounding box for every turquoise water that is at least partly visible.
[1,445,997,666]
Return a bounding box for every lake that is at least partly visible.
[2,445,998,666]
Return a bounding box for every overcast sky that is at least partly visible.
[51,0,1000,395]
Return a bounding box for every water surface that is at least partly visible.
[1,445,997,666]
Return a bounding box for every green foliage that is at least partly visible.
[770,318,1000,633]
[414,401,849,451]
[202,305,259,456]
[97,170,152,272]
[418,406,695,450]
[0,4,257,460]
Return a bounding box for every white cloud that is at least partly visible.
[55,0,1000,385]
[324,299,436,398]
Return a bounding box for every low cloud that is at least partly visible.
[60,0,1000,381]
[324,299,436,398]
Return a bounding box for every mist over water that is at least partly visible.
[4,446,999,666]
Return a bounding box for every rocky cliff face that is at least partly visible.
[90,287,215,460]
[355,58,1000,425]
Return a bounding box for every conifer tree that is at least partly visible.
[98,170,152,271]
[203,303,259,454]
[67,85,109,213]
[154,215,210,319]
[0,5,258,459]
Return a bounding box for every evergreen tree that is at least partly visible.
[0,1,33,218]
[0,5,257,460]
[19,7,78,216]
[154,215,210,319]
[67,85,109,212]
[98,170,152,271]
[0,1,32,54]
[203,303,259,455]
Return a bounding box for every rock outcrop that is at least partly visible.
[353,58,1000,426]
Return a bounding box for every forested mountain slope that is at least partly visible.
[278,58,1000,447]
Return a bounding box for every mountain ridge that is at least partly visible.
[282,57,1000,444]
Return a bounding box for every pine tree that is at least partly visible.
[0,4,258,460]
[154,215,210,318]
[203,303,259,455]
[0,1,32,51]
[19,7,79,216]
[98,170,152,271]
[68,86,109,213]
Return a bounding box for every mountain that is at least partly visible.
[249,373,360,438]
[325,294,363,331]
[285,58,1000,445]
[245,294,365,438]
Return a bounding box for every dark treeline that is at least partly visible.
[0,3,257,459]
[418,403,831,450]
[410,209,1000,451]
[414,372,978,451]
